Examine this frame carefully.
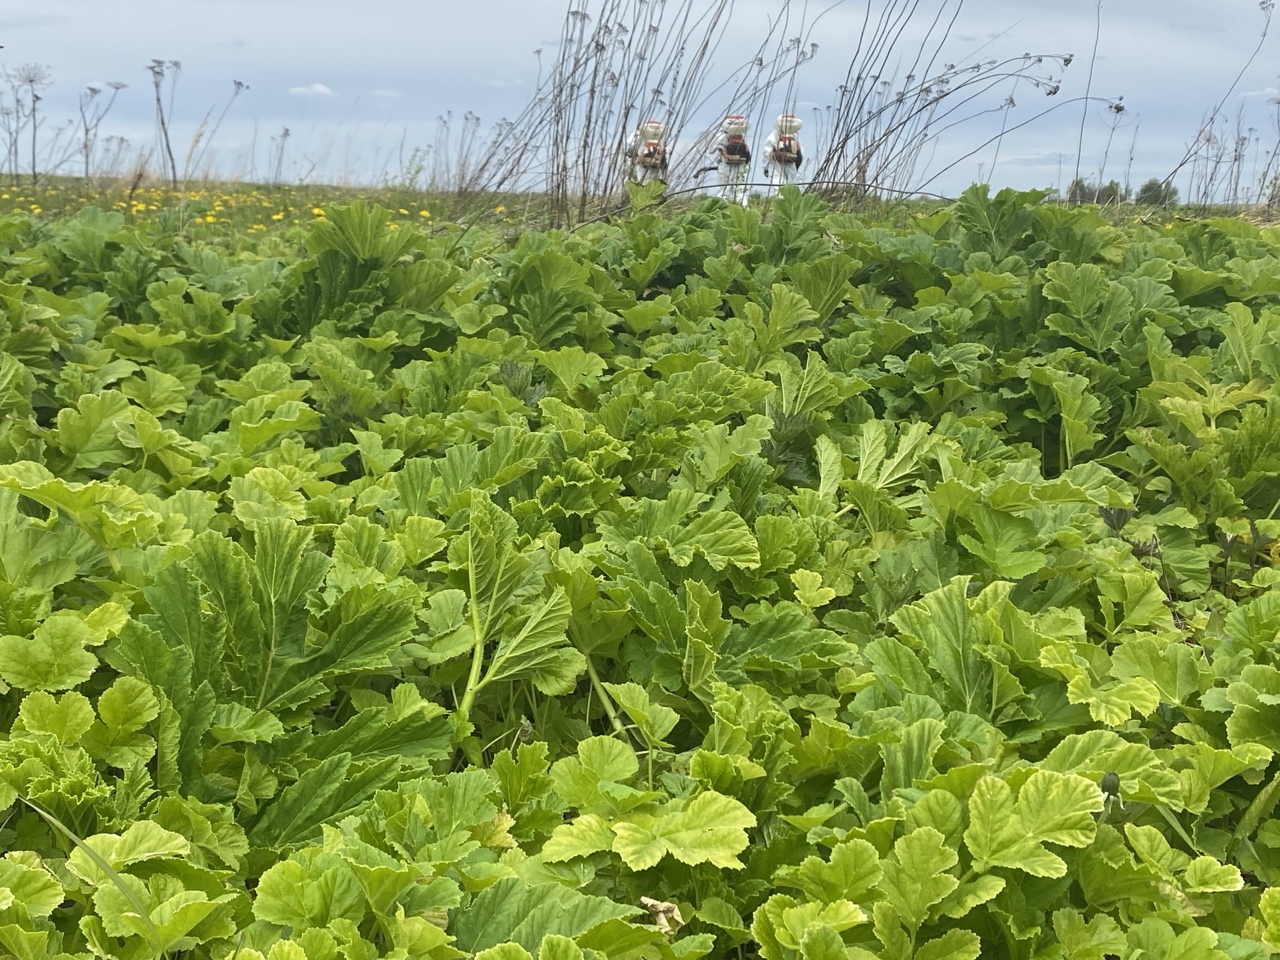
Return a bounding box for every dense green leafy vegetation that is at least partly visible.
[4,184,1280,959]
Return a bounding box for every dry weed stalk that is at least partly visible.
[432,0,1074,223]
[148,59,182,188]
[79,82,127,181]
[446,0,824,225]
[1164,1,1275,212]
[806,0,1072,202]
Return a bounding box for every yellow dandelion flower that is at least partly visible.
[494,204,507,214]
[311,206,324,216]
[205,214,216,222]
[1,193,8,200]
[419,209,431,217]
[398,208,408,214]
[271,212,285,220]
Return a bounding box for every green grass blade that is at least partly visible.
[17,795,167,955]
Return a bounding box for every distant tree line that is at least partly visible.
[1064,176,1179,206]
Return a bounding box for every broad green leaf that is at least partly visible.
[54,390,133,471]
[815,434,844,503]
[253,854,365,930]
[0,460,160,555]
[1183,856,1244,893]
[83,676,160,766]
[17,690,94,743]
[775,837,882,902]
[97,676,160,732]
[1110,635,1204,706]
[351,428,404,476]
[890,578,995,715]
[476,945,534,960]
[67,821,191,885]
[209,702,285,745]
[666,511,761,570]
[603,681,679,746]
[249,754,399,847]
[482,590,585,695]
[1041,730,1183,808]
[0,616,99,691]
[956,506,1047,579]
[450,877,639,954]
[696,897,749,937]
[964,771,1102,877]
[878,827,958,931]
[537,933,583,960]
[789,253,857,323]
[112,889,232,950]
[541,814,615,862]
[752,894,865,960]
[915,929,981,960]
[611,791,756,870]
[1052,909,1125,960]
[1261,887,1280,944]
[936,874,1006,920]
[1067,674,1162,727]
[791,569,836,609]
[0,856,64,918]
[550,736,641,813]
[1042,260,1132,356]
[389,904,464,960]
[532,346,608,392]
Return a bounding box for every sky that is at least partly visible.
[3,0,1279,198]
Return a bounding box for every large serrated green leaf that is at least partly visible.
[965,771,1102,877]
[611,791,756,870]
[450,877,640,954]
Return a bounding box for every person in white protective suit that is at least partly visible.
[712,114,752,207]
[625,120,669,184]
[762,114,804,188]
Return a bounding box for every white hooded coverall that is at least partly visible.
[625,120,669,184]
[763,114,804,188]
[713,115,751,207]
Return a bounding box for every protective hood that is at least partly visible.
[774,114,802,135]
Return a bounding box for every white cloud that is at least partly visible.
[289,82,334,96]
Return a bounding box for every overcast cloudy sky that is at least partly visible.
[4,0,1278,197]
